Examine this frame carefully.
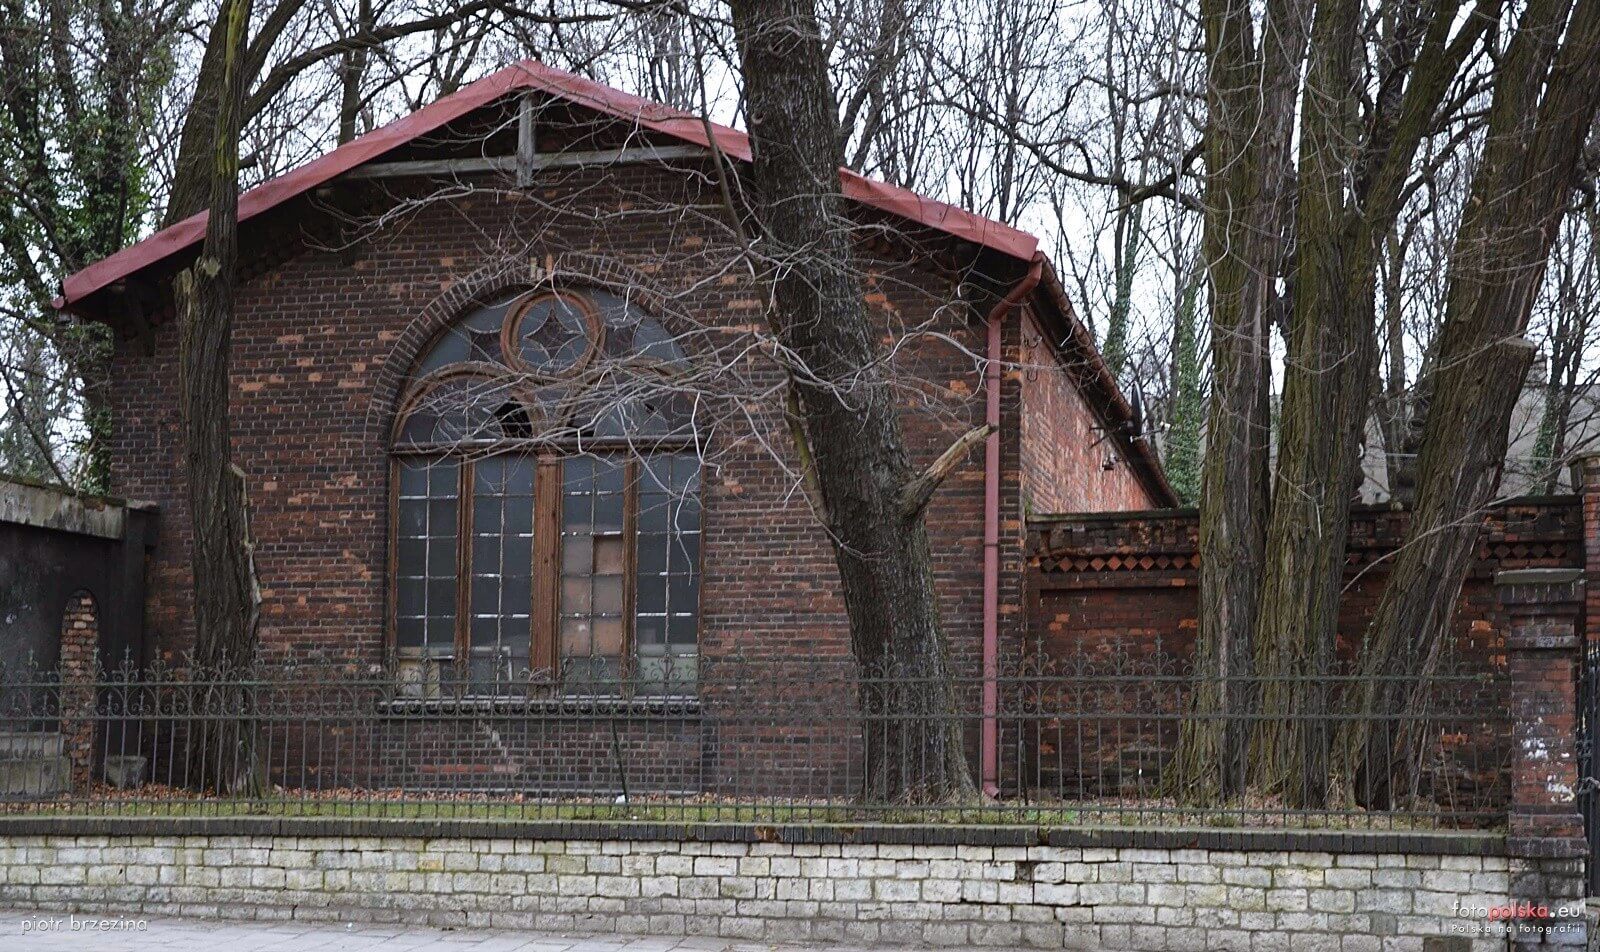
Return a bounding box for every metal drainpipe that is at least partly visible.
[980,252,1045,798]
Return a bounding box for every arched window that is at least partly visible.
[391,288,700,693]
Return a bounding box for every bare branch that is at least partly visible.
[897,421,993,519]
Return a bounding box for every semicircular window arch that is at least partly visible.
[391,287,701,697]
[395,288,693,452]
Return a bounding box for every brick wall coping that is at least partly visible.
[1494,567,1584,587]
[1026,494,1581,526]
[1029,507,1198,524]
[0,815,1506,855]
[0,474,157,540]
[376,695,702,717]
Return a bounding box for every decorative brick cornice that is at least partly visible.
[1029,498,1583,577]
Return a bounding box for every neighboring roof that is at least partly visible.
[54,59,1036,311]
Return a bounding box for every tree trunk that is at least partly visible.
[337,0,373,144]
[1237,0,1485,807]
[729,0,977,804]
[1167,0,1307,805]
[1247,0,1371,807]
[163,7,242,228]
[1337,337,1534,808]
[1162,265,1204,505]
[176,0,263,796]
[1102,202,1141,381]
[1333,0,1600,808]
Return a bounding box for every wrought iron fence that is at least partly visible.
[0,646,1511,829]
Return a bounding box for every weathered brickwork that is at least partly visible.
[57,592,98,789]
[1018,309,1154,516]
[1499,569,1588,949]
[1502,570,1585,848]
[105,156,1159,678]
[1016,501,1586,815]
[0,830,1530,951]
[1026,499,1584,664]
[1578,453,1600,649]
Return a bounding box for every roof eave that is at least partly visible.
[55,59,1037,316]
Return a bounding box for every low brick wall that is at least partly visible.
[1026,499,1582,669]
[0,818,1574,950]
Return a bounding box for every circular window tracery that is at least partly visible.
[394,286,692,450]
[507,292,596,377]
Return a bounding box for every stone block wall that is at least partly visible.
[0,823,1545,951]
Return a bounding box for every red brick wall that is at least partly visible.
[1018,501,1582,808]
[58,591,97,789]
[1018,308,1156,515]
[1498,570,1585,853]
[105,162,1102,678]
[1026,499,1584,666]
[1581,453,1600,646]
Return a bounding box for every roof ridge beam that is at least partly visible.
[346,144,709,180]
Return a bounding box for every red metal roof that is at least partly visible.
[55,60,1038,310]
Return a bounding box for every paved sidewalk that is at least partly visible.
[0,911,957,952]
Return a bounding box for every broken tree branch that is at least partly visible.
[898,421,994,519]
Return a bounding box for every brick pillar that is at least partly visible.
[1575,451,1599,648]
[57,592,98,790]
[1498,568,1587,948]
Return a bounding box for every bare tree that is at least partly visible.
[174,0,262,794]
[165,0,632,225]
[1249,0,1492,805]
[1161,0,1600,812]
[728,0,980,802]
[1526,204,1600,492]
[1167,0,1307,804]
[1335,0,1600,808]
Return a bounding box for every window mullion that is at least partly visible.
[387,458,399,657]
[532,457,561,678]
[623,456,639,693]
[456,459,474,671]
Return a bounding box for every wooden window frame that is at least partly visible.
[387,284,702,693]
[387,444,700,689]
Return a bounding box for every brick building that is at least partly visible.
[51,62,1170,794]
